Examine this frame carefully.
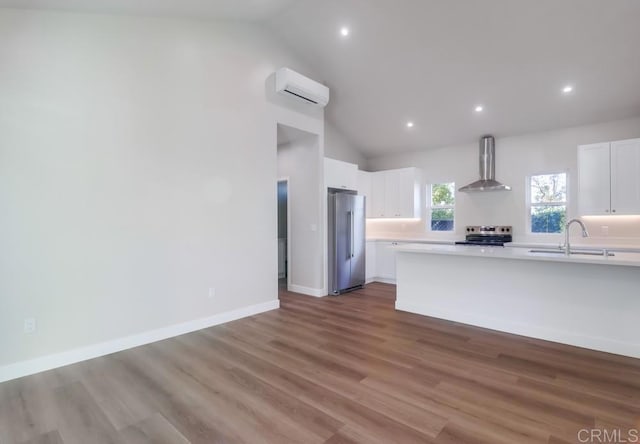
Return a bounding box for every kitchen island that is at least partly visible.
[395,244,640,358]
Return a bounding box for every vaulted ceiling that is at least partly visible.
[3,0,640,157]
[0,0,297,21]
[267,0,640,156]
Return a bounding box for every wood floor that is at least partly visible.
[1,283,639,443]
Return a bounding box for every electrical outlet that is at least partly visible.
[24,318,36,334]
[208,287,216,299]
[601,225,609,236]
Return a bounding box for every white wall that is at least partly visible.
[324,122,366,168]
[0,8,324,373]
[277,132,324,294]
[367,116,640,246]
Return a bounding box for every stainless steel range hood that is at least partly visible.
[459,135,511,192]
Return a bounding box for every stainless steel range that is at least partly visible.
[455,226,512,246]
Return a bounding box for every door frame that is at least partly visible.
[277,177,291,290]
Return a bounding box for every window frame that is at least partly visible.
[428,182,456,233]
[526,171,569,235]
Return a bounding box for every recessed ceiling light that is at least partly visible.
[474,105,484,112]
[406,121,414,128]
[562,85,574,94]
[340,27,350,37]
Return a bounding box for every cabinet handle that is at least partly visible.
[612,209,616,213]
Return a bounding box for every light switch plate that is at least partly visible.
[24,318,36,334]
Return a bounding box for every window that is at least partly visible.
[528,173,567,233]
[429,182,455,231]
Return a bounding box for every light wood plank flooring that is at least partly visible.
[1,283,639,443]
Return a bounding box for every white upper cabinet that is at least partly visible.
[578,138,640,215]
[394,168,420,217]
[369,167,421,218]
[356,170,373,218]
[324,157,358,191]
[578,143,611,215]
[370,172,387,217]
[383,169,401,216]
[611,139,640,215]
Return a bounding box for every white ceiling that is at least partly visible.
[0,0,296,21]
[2,0,640,156]
[267,0,640,156]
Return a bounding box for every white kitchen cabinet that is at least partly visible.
[370,172,387,217]
[356,170,373,218]
[365,240,376,282]
[578,143,610,215]
[611,139,640,215]
[324,157,358,191]
[383,170,400,217]
[393,168,420,217]
[375,241,399,282]
[369,167,421,218]
[578,138,640,215]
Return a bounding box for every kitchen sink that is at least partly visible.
[528,249,614,257]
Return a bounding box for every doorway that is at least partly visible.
[276,123,323,296]
[277,179,288,289]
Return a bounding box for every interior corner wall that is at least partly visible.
[277,135,324,293]
[0,8,323,375]
[324,122,367,169]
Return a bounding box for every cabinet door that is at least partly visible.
[384,170,401,217]
[370,172,387,217]
[578,143,611,215]
[356,170,373,218]
[611,138,640,215]
[365,241,376,281]
[396,168,420,218]
[375,242,398,280]
[324,158,357,190]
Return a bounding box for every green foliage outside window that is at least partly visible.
[431,183,455,231]
[530,173,567,233]
[431,183,455,206]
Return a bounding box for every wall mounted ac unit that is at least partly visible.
[275,67,330,107]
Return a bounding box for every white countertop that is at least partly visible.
[394,243,640,267]
[367,237,640,253]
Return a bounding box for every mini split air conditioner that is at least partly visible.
[275,67,330,107]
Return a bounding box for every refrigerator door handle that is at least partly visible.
[350,210,355,258]
[346,211,352,259]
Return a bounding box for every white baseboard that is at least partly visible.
[395,300,640,359]
[0,299,280,384]
[369,277,396,285]
[288,284,326,297]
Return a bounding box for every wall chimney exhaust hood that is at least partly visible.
[459,135,511,192]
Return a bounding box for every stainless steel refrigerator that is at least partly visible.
[328,191,366,295]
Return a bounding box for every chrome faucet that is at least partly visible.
[564,219,589,256]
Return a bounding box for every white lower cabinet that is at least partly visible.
[365,241,376,282]
[365,241,402,283]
